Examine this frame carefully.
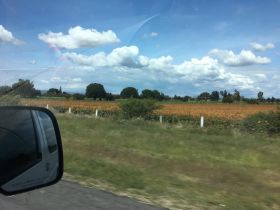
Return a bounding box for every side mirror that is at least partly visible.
[0,106,63,195]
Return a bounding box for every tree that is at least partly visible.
[220,90,234,103]
[233,89,241,102]
[141,89,155,99]
[86,83,106,100]
[106,93,115,101]
[210,91,219,101]
[182,95,192,102]
[152,90,161,100]
[220,90,228,98]
[197,92,211,101]
[222,93,234,103]
[257,91,264,101]
[47,88,61,96]
[120,87,138,98]
[160,92,170,101]
[140,89,165,100]
[0,86,12,96]
[12,79,38,98]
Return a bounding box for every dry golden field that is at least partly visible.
[21,99,278,120]
[21,99,118,111]
[157,103,277,119]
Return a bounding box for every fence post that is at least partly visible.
[95,109,99,118]
[46,104,49,109]
[159,115,163,124]
[68,107,72,114]
[200,116,204,128]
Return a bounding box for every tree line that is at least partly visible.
[0,79,279,104]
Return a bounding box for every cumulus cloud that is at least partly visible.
[138,55,173,70]
[250,42,275,51]
[209,49,271,66]
[63,46,140,67]
[174,56,254,89]
[175,56,222,78]
[0,25,23,45]
[63,45,256,90]
[38,26,120,49]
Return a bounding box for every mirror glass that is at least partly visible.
[0,109,41,186]
[0,107,63,195]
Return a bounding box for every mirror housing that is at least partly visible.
[0,106,63,195]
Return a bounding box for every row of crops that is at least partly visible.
[21,99,278,120]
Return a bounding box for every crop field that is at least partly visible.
[157,103,278,120]
[21,98,278,120]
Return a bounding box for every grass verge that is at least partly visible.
[58,114,280,210]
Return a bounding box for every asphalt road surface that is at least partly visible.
[0,180,167,210]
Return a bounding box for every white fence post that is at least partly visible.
[200,116,204,128]
[46,104,49,109]
[68,107,72,114]
[95,109,99,118]
[159,115,163,124]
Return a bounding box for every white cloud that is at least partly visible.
[29,60,36,64]
[255,73,267,80]
[144,32,159,38]
[38,26,120,49]
[0,25,23,45]
[175,56,221,78]
[49,76,83,84]
[40,79,49,84]
[174,56,254,90]
[72,77,82,82]
[50,76,67,82]
[225,73,255,89]
[150,32,159,37]
[209,49,271,66]
[63,46,140,67]
[250,42,275,51]
[139,55,173,70]
[63,45,256,90]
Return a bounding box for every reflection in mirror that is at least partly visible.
[37,111,58,153]
[0,107,63,195]
[0,110,41,186]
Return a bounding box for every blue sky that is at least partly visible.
[0,0,280,97]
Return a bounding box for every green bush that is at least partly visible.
[243,108,280,134]
[72,93,85,100]
[0,95,20,106]
[120,99,161,118]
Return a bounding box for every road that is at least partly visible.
[0,180,167,210]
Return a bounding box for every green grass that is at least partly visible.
[57,114,280,210]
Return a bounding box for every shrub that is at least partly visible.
[120,99,161,118]
[243,108,280,134]
[72,93,85,100]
